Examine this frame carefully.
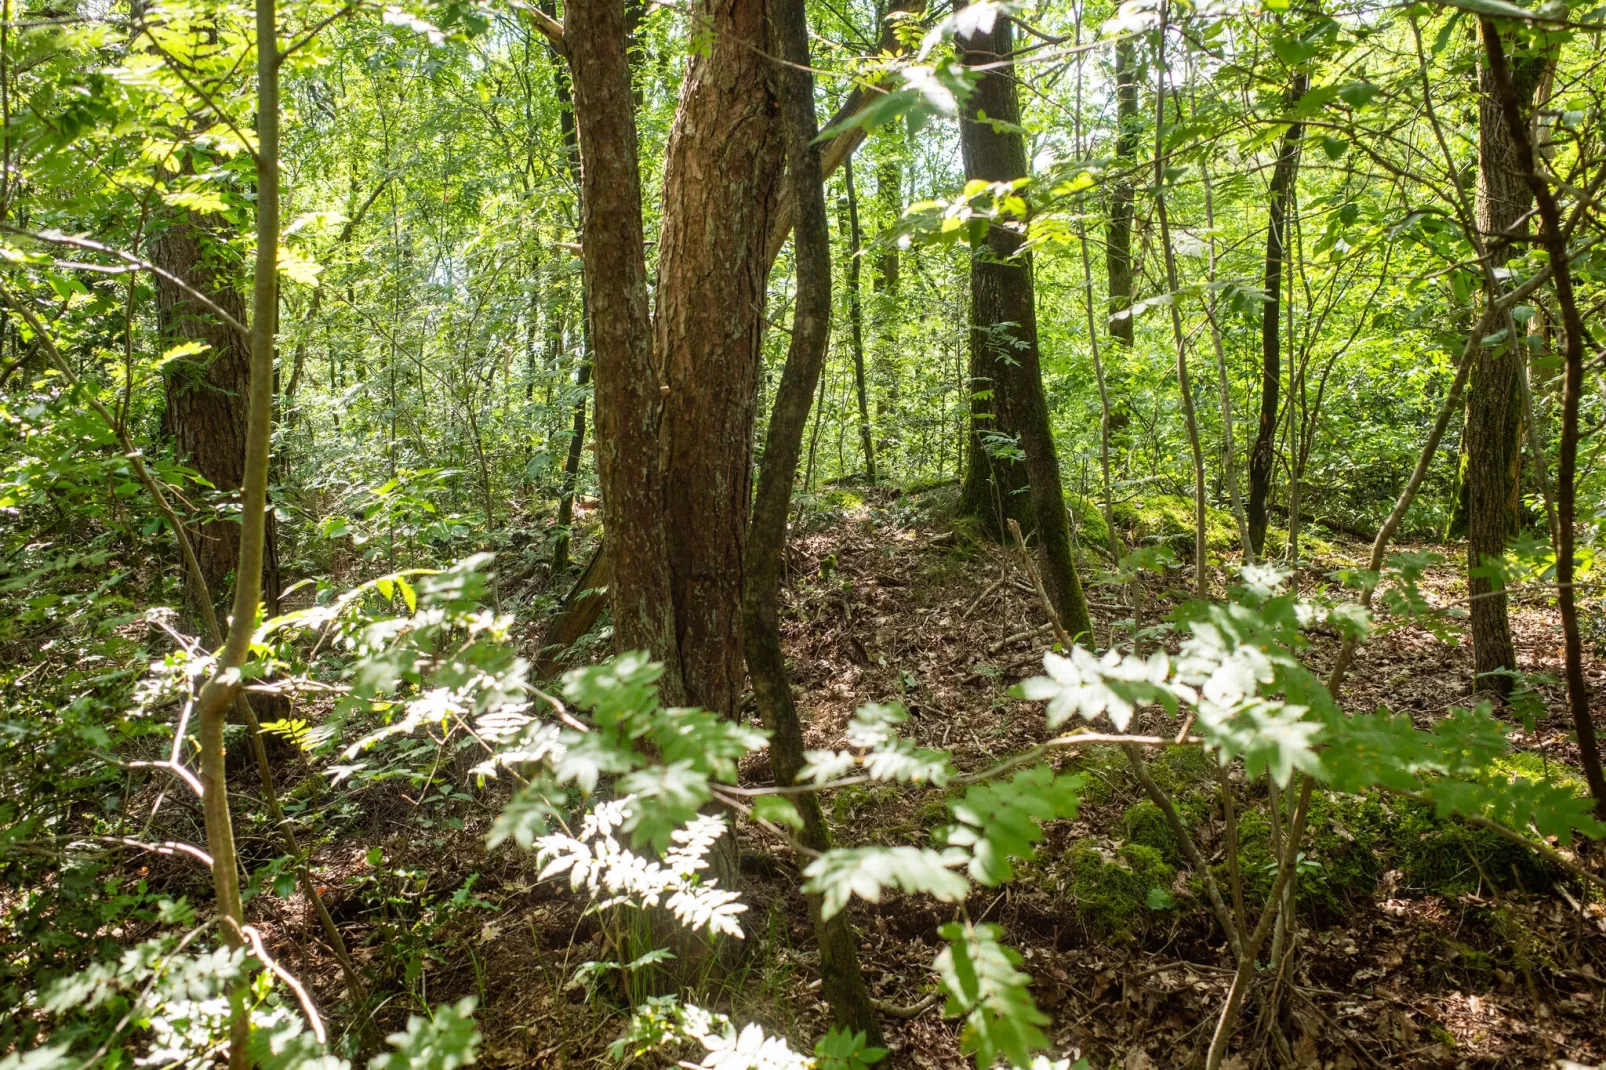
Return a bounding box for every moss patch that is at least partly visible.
[1111,494,1237,554]
[1124,800,1183,865]
[1067,493,1115,551]
[1067,840,1177,941]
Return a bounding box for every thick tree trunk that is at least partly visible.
[1482,19,1606,820]
[953,11,1093,641]
[653,0,782,718]
[566,0,684,702]
[154,215,281,626]
[1246,73,1308,558]
[1464,22,1544,696]
[743,0,880,1036]
[843,157,876,482]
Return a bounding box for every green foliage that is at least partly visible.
[943,765,1083,885]
[814,1028,888,1070]
[1066,841,1177,941]
[370,997,481,1070]
[935,922,1049,1070]
[802,846,970,920]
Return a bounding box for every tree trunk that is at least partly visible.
[873,152,901,437]
[154,214,281,626]
[548,38,589,578]
[843,157,876,482]
[954,10,1093,641]
[1464,21,1545,696]
[1481,18,1606,820]
[566,0,683,702]
[653,0,782,718]
[1105,38,1139,351]
[1246,73,1308,558]
[744,0,880,1036]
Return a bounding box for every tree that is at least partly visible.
[842,157,877,482]
[1246,72,1309,558]
[1462,18,1548,696]
[154,211,281,625]
[743,0,881,1036]
[953,7,1093,640]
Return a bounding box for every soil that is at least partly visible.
[249,485,1606,1069]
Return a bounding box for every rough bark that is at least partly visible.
[566,0,684,702]
[842,157,876,482]
[743,0,880,1036]
[1464,20,1545,695]
[872,152,901,451]
[1246,73,1308,558]
[653,0,782,718]
[953,10,1093,640]
[154,214,281,625]
[1481,22,1606,820]
[547,39,589,577]
[1105,38,1139,350]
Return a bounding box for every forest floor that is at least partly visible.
[252,484,1606,1069]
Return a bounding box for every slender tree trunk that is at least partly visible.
[954,8,1093,640]
[744,0,880,1036]
[1151,27,1208,598]
[189,0,281,1059]
[1105,38,1138,352]
[1247,73,1308,557]
[549,41,588,577]
[843,157,876,482]
[872,150,901,455]
[1202,164,1251,559]
[1464,20,1545,696]
[1482,22,1606,820]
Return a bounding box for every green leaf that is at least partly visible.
[802,846,970,920]
[815,1028,889,1070]
[935,922,1049,1070]
[944,765,1082,886]
[369,997,480,1070]
[752,794,805,831]
[1146,885,1176,910]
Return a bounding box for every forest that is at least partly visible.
[3,0,1606,1063]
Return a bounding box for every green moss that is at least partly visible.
[1124,800,1182,865]
[1261,526,1339,562]
[1067,493,1114,551]
[1058,745,1124,805]
[1208,790,1565,921]
[1110,494,1237,554]
[1067,840,1176,941]
[1394,799,1563,895]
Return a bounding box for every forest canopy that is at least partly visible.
[3,0,1606,1065]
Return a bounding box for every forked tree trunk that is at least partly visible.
[954,9,1093,641]
[565,0,683,702]
[743,0,881,1036]
[1246,73,1307,557]
[1464,20,1546,696]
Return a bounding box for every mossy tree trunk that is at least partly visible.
[953,7,1093,640]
